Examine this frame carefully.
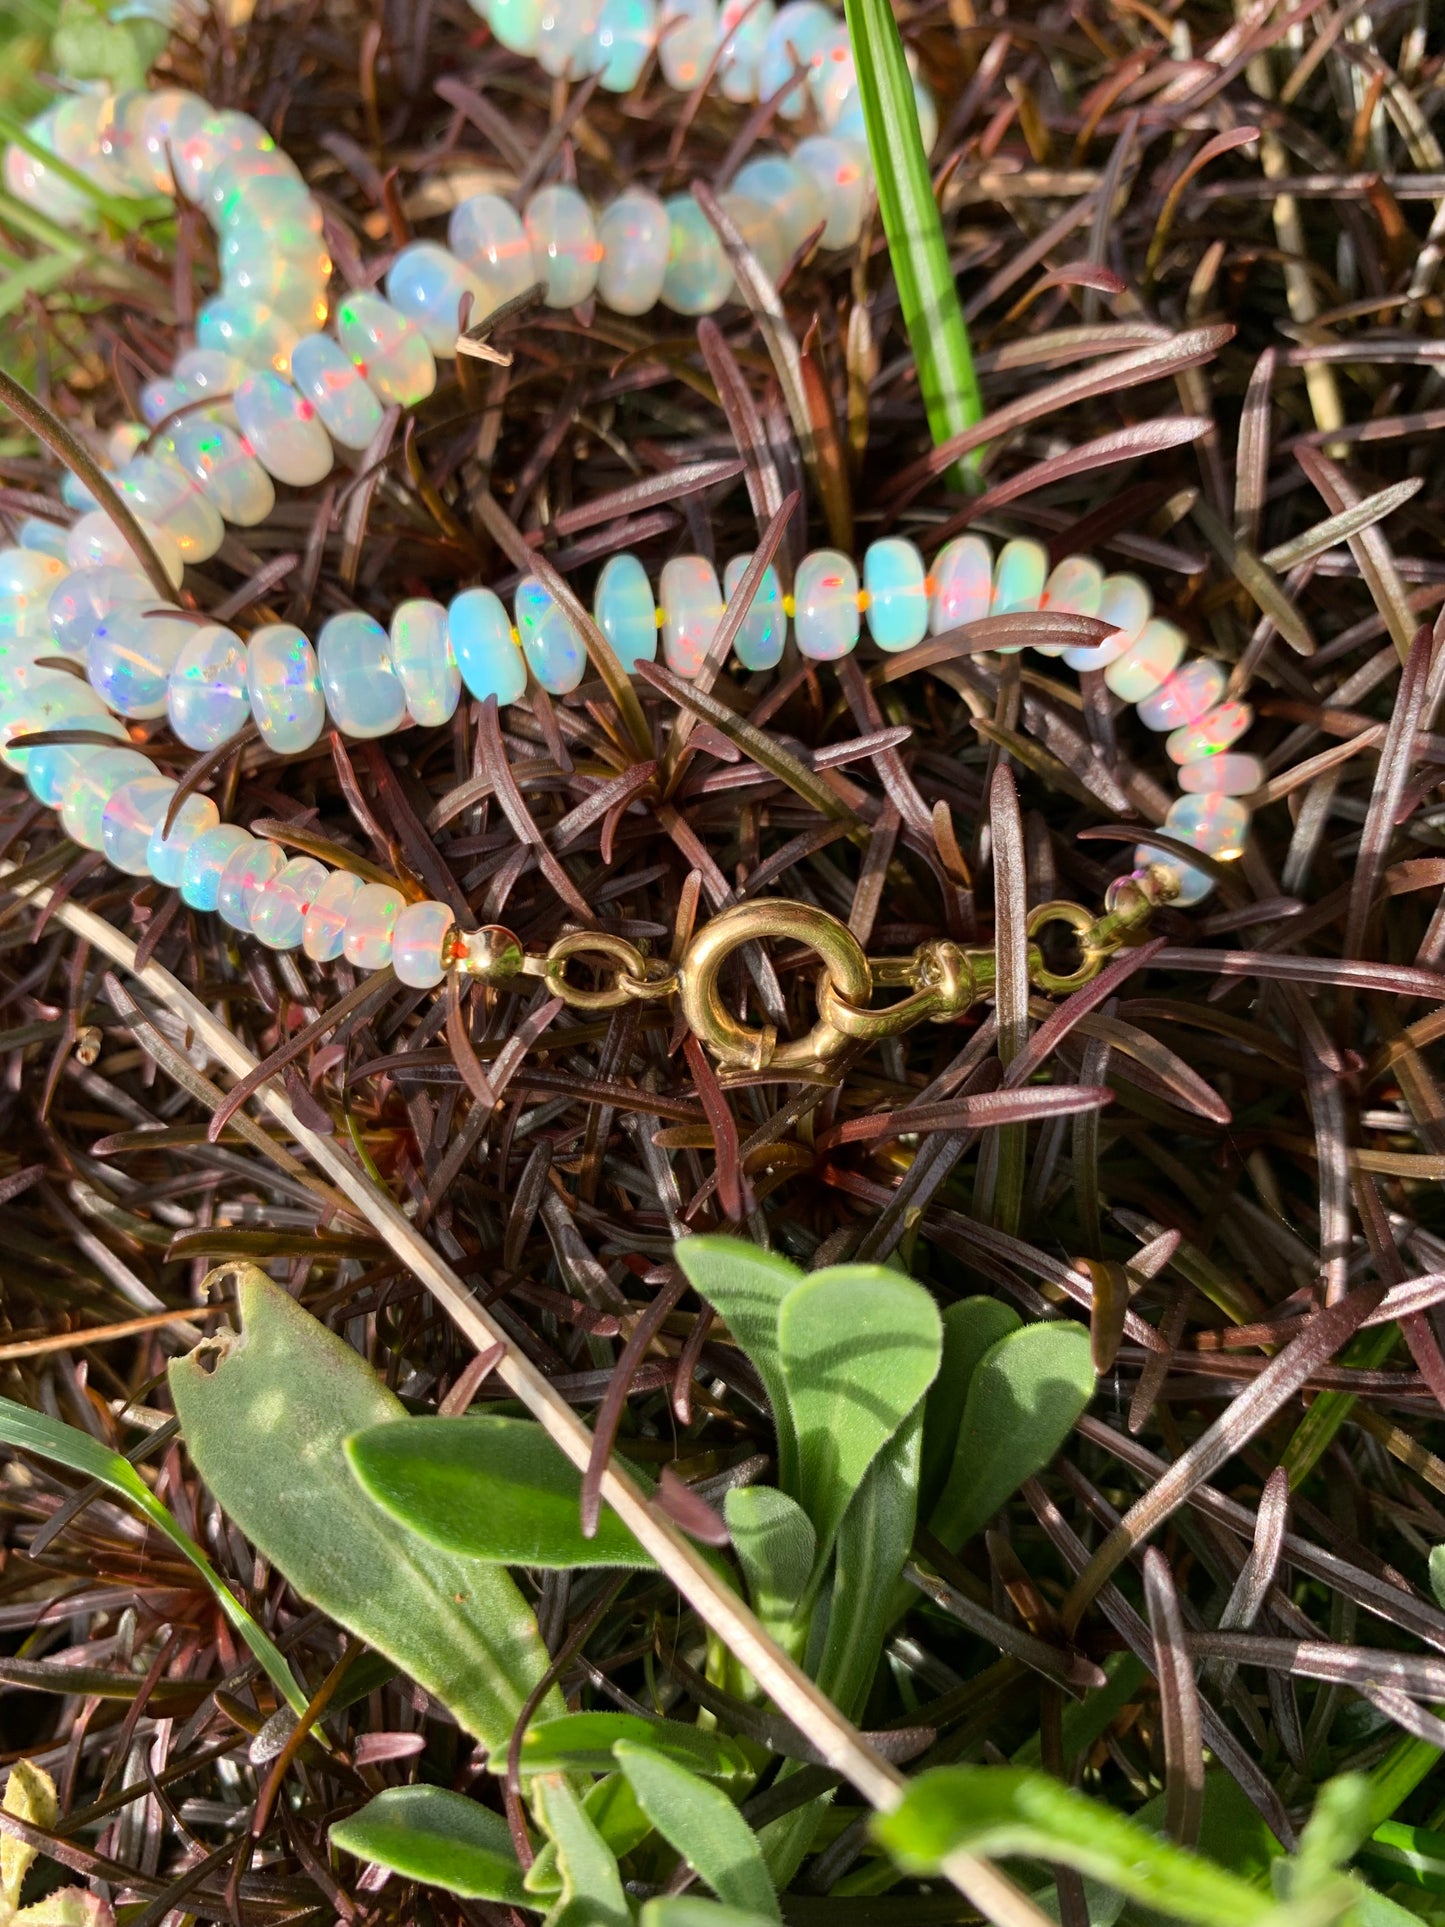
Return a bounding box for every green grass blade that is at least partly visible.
[842,0,982,486]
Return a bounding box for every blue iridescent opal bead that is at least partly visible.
[167,623,250,750]
[661,197,732,315]
[722,554,786,670]
[15,690,127,805]
[593,554,658,672]
[48,566,151,655]
[717,0,775,97]
[17,520,70,562]
[250,856,329,949]
[525,186,602,307]
[514,578,585,694]
[386,243,490,355]
[1165,791,1249,859]
[217,835,286,931]
[102,775,179,876]
[537,0,602,76]
[60,746,154,851]
[596,190,670,316]
[758,0,834,113]
[247,623,327,753]
[181,824,251,911]
[316,610,408,738]
[391,600,461,725]
[658,0,718,88]
[148,792,220,887]
[289,333,385,452]
[587,0,656,89]
[343,882,405,970]
[794,549,860,660]
[393,900,456,988]
[87,608,192,719]
[487,0,545,54]
[448,588,527,705]
[334,292,437,406]
[164,419,274,526]
[302,869,363,961]
[447,195,537,310]
[233,370,334,487]
[659,556,723,678]
[863,538,928,652]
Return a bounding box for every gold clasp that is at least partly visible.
[678,899,871,1072]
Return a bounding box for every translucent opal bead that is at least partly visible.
[391,600,461,725]
[593,555,658,672]
[449,588,527,704]
[0,548,64,598]
[302,869,364,962]
[96,92,154,196]
[174,347,247,407]
[220,233,330,332]
[717,0,775,98]
[108,423,147,470]
[88,608,192,718]
[386,243,491,355]
[991,538,1047,623]
[1165,791,1249,858]
[537,0,601,75]
[135,90,210,195]
[102,775,179,876]
[174,110,277,203]
[212,164,319,238]
[67,511,183,589]
[116,456,225,563]
[597,190,671,316]
[217,835,286,932]
[588,0,657,89]
[49,94,129,197]
[812,24,859,127]
[1063,572,1151,672]
[247,623,327,753]
[525,186,602,308]
[929,535,993,633]
[18,519,70,563]
[659,0,718,88]
[4,109,92,225]
[343,881,405,970]
[794,549,860,660]
[1138,658,1225,732]
[515,578,586,694]
[167,623,250,750]
[48,565,151,654]
[61,746,154,851]
[1105,617,1185,704]
[447,195,537,309]
[758,0,834,112]
[1166,699,1252,766]
[1132,846,1214,908]
[661,196,732,314]
[1035,553,1102,656]
[864,538,928,652]
[1178,751,1263,796]
[834,74,936,151]
[732,156,825,257]
[488,0,545,54]
[165,418,275,527]
[140,377,189,427]
[335,292,437,406]
[792,135,868,249]
[234,370,334,487]
[0,636,65,710]
[717,192,787,284]
[393,900,456,989]
[317,611,408,738]
[196,296,299,377]
[181,824,251,911]
[61,470,97,513]
[12,689,125,801]
[659,556,723,678]
[290,333,384,451]
[722,554,786,670]
[250,856,329,950]
[148,791,220,887]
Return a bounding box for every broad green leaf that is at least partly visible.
[776,1265,940,1559]
[1343,1881,1433,1926]
[1291,1777,1375,1898]
[53,0,168,90]
[521,1713,750,1782]
[722,1488,814,1636]
[1360,1821,1445,1894]
[346,1415,655,1569]
[0,1391,306,1715]
[816,1407,923,1724]
[531,1775,630,1927]
[928,1323,1094,1551]
[614,1742,780,1922]
[920,1298,1021,1516]
[328,1787,528,1905]
[525,1772,653,1901]
[3,1759,57,1908]
[872,1767,1278,1926]
[673,1237,802,1497]
[1119,1773,1281,1925]
[169,1269,558,1757]
[640,1904,780,1927]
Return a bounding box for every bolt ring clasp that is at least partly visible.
[678,898,871,1073]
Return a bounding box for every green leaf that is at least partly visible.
[722,1488,815,1636]
[53,0,167,90]
[1429,1546,1445,1613]
[1360,1821,1445,1895]
[521,1713,751,1783]
[169,1269,558,1757]
[345,1414,655,1569]
[872,1767,1278,1926]
[640,1904,781,1927]
[920,1298,1022,1517]
[531,1775,631,1927]
[842,0,982,487]
[614,1741,780,1922]
[928,1322,1095,1551]
[525,1772,653,1902]
[775,1264,941,1559]
[328,1787,528,1905]
[673,1237,803,1497]
[0,1391,307,1716]
[1292,1777,1375,1898]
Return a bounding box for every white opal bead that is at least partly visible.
[51,94,132,197]
[537,0,602,74]
[180,823,251,911]
[217,834,286,931]
[174,346,247,408]
[1178,751,1263,796]
[18,520,70,563]
[811,22,858,126]
[211,163,318,240]
[1165,791,1250,858]
[134,90,210,195]
[317,610,408,738]
[722,554,786,670]
[0,634,66,710]
[167,623,250,750]
[8,688,124,801]
[393,899,456,988]
[449,588,527,705]
[140,377,189,427]
[1104,617,1186,704]
[1138,657,1225,731]
[48,565,151,654]
[66,511,184,589]
[758,0,834,112]
[659,556,724,678]
[1166,699,1252,765]
[61,746,154,851]
[116,455,225,563]
[792,135,868,249]
[595,554,659,671]
[171,109,275,204]
[929,535,993,633]
[717,191,788,284]
[525,186,602,307]
[733,155,826,258]
[488,0,545,54]
[864,537,929,653]
[386,243,491,355]
[148,791,220,887]
[196,296,299,377]
[87,608,192,719]
[1063,572,1151,671]
[247,623,327,754]
[250,856,330,950]
[717,0,775,98]
[165,418,275,527]
[290,333,385,452]
[661,196,732,314]
[233,370,334,487]
[588,0,657,89]
[659,0,719,88]
[343,881,406,970]
[4,108,93,226]
[108,423,147,471]
[220,231,330,333]
[794,548,860,660]
[1034,552,1102,657]
[335,291,437,406]
[514,577,586,694]
[102,775,179,876]
[61,470,97,513]
[391,600,461,726]
[991,538,1048,627]
[597,190,671,316]
[0,548,65,598]
[447,195,538,310]
[302,868,364,961]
